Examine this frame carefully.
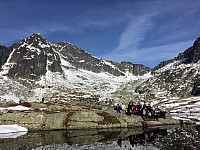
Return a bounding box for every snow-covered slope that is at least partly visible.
[0,33,151,103]
[1,33,200,104]
[136,37,200,99]
[136,62,200,99]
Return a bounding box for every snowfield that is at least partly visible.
[151,96,200,123]
[0,62,151,103]
[0,124,28,138]
[0,105,31,111]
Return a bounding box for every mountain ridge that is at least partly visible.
[3,33,151,81]
[0,33,151,102]
[136,36,200,99]
[0,33,200,103]
[153,37,200,71]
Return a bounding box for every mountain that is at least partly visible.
[0,33,151,102]
[5,33,150,80]
[1,33,200,104]
[6,34,62,80]
[136,37,200,99]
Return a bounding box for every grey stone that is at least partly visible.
[69,111,104,122]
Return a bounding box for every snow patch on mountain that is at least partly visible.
[36,63,145,97]
[136,61,200,99]
[154,60,180,73]
[151,96,200,124]
[0,75,31,103]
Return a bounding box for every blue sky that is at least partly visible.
[1,0,200,68]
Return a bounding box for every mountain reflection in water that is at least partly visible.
[0,125,200,150]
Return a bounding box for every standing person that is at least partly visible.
[142,108,147,118]
[42,97,44,103]
[131,102,136,114]
[154,107,160,120]
[146,103,152,112]
[121,103,127,113]
[127,102,132,115]
[133,108,139,115]
[117,137,122,148]
[116,104,121,113]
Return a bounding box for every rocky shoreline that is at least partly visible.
[0,101,194,130]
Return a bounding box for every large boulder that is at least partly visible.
[66,111,104,129]
[120,115,143,127]
[0,111,68,130]
[44,112,68,129]
[69,111,104,122]
[0,112,45,129]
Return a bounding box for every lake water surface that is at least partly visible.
[0,125,200,150]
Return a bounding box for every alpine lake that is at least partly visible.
[0,124,200,150]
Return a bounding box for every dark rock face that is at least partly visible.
[191,77,200,96]
[152,59,174,72]
[52,42,151,76]
[118,61,151,76]
[7,34,62,79]
[176,37,200,64]
[0,46,11,69]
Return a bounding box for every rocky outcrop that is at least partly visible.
[139,37,200,98]
[136,64,200,99]
[0,111,68,130]
[117,61,151,76]
[54,42,150,76]
[0,101,185,131]
[153,37,200,71]
[0,45,11,69]
[0,110,144,130]
[191,77,200,96]
[7,34,62,80]
[176,37,200,64]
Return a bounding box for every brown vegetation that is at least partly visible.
[97,112,120,124]
[21,102,32,107]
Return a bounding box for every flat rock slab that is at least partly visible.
[69,111,104,122]
[0,109,186,130]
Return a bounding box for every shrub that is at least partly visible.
[21,102,32,107]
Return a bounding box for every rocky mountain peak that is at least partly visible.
[53,42,151,76]
[5,34,62,83]
[137,37,200,99]
[27,33,47,43]
[183,37,200,63]
[153,37,200,71]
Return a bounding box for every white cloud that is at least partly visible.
[115,14,154,51]
[100,40,194,67]
[1,0,199,68]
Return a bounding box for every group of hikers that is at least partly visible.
[114,101,166,120]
